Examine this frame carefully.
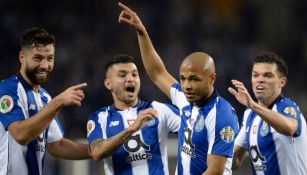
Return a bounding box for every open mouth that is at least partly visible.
[125,85,135,94]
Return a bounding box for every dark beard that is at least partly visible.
[25,66,49,85]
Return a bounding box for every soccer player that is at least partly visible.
[229,52,307,175]
[87,55,181,175]
[0,27,91,175]
[118,3,239,175]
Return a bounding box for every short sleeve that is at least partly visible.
[47,117,64,143]
[87,111,103,144]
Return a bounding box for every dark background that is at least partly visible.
[1,0,306,174]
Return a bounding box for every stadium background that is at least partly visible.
[1,0,306,174]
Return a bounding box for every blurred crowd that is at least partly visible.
[1,0,307,142]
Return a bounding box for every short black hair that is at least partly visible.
[252,51,288,77]
[21,27,55,49]
[105,55,135,73]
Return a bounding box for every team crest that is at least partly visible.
[87,120,95,137]
[0,95,14,114]
[183,110,191,117]
[260,122,269,137]
[284,107,297,118]
[194,116,205,132]
[220,126,235,143]
[147,119,156,126]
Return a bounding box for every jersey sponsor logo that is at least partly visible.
[109,120,119,127]
[123,134,152,163]
[0,95,14,114]
[181,128,196,158]
[249,145,267,171]
[35,132,46,152]
[195,116,205,132]
[87,120,95,137]
[284,107,297,118]
[260,122,269,137]
[220,126,235,143]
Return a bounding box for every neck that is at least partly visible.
[113,99,139,110]
[193,87,214,107]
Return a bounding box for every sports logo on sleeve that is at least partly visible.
[87,120,95,137]
[0,95,14,114]
[284,107,297,118]
[220,126,235,143]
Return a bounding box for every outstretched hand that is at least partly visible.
[228,80,255,108]
[129,108,158,132]
[118,2,145,35]
[56,83,87,107]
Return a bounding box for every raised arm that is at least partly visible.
[228,79,297,136]
[90,108,157,161]
[7,83,87,145]
[118,2,177,98]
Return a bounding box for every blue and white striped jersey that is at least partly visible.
[170,83,239,175]
[87,100,181,175]
[235,95,307,175]
[0,74,63,175]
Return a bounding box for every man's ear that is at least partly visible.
[210,73,217,84]
[280,76,287,88]
[19,51,25,64]
[104,79,112,90]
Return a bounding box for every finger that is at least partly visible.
[118,2,134,13]
[228,87,238,96]
[231,79,243,86]
[72,83,88,90]
[74,90,85,99]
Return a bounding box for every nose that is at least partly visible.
[183,81,192,91]
[40,59,49,69]
[126,73,134,82]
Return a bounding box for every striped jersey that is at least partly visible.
[87,100,181,175]
[0,74,63,175]
[235,95,307,175]
[170,83,239,175]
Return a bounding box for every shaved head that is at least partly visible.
[180,52,215,74]
[179,52,216,106]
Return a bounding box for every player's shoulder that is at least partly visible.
[151,101,178,111]
[0,75,19,91]
[89,106,110,119]
[216,96,235,112]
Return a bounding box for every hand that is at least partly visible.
[56,83,87,107]
[128,108,158,132]
[228,80,255,108]
[118,2,145,35]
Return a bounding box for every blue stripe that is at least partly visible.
[257,120,280,175]
[24,87,40,175]
[107,110,132,175]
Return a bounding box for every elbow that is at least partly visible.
[91,147,107,161]
[14,134,31,145]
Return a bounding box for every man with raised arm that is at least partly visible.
[118,3,238,175]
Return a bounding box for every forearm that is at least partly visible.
[48,138,91,160]
[90,127,135,161]
[137,29,168,82]
[8,97,63,145]
[251,102,297,135]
